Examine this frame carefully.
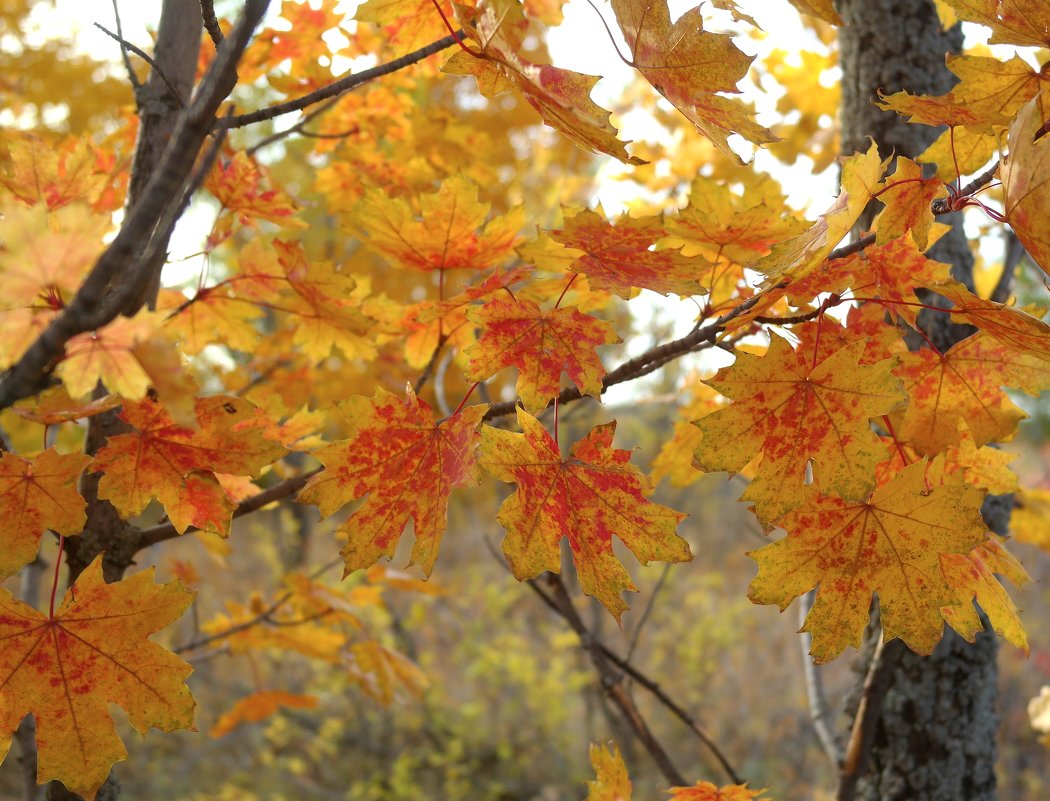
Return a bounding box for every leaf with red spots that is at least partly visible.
[204,151,306,241]
[0,557,194,801]
[932,280,1050,357]
[670,782,772,801]
[748,460,989,663]
[941,537,1029,652]
[479,410,690,621]
[464,297,621,410]
[889,330,1050,455]
[609,0,775,162]
[549,209,704,298]
[693,335,905,524]
[0,449,90,577]
[443,0,644,164]
[91,395,287,536]
[297,387,487,576]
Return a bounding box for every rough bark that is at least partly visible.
[837,2,1001,800]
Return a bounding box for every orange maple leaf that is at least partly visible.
[464,297,621,410]
[670,782,772,801]
[480,410,691,621]
[941,537,1029,652]
[609,0,775,162]
[873,157,947,250]
[890,330,1050,455]
[694,336,904,524]
[210,690,318,738]
[297,387,488,576]
[443,0,644,164]
[0,558,194,800]
[204,151,306,239]
[932,280,1050,356]
[91,395,287,536]
[549,209,705,298]
[0,449,90,577]
[748,460,989,663]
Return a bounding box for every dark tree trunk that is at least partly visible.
[837,2,1002,799]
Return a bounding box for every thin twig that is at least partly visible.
[837,634,899,801]
[108,0,142,92]
[93,23,184,107]
[246,96,342,156]
[799,590,843,768]
[200,0,224,48]
[930,160,1000,215]
[542,573,689,787]
[218,33,462,131]
[625,564,672,662]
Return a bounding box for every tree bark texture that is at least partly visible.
[837,2,1002,800]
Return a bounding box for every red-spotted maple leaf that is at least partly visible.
[204,151,306,240]
[0,449,89,577]
[443,0,644,164]
[297,387,487,576]
[694,336,904,524]
[91,396,287,536]
[748,460,989,663]
[480,410,690,620]
[352,175,523,272]
[0,558,194,801]
[670,783,772,801]
[890,330,1050,455]
[932,280,1050,357]
[609,0,775,161]
[948,0,1050,48]
[464,297,620,410]
[941,537,1029,651]
[549,209,704,298]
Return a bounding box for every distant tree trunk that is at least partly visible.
[837,1,1002,799]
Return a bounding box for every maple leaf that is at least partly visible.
[919,125,997,182]
[1012,487,1050,551]
[443,0,645,164]
[947,0,1050,48]
[585,743,632,801]
[355,0,455,50]
[890,330,1050,455]
[210,691,318,738]
[91,395,287,536]
[609,0,776,162]
[0,558,194,800]
[756,143,886,285]
[352,175,524,272]
[0,135,106,210]
[873,157,947,250]
[463,297,620,410]
[297,387,488,576]
[480,410,691,621]
[694,336,904,524]
[931,280,1050,357]
[57,313,160,400]
[548,209,705,298]
[941,537,1029,652]
[670,782,772,801]
[1003,94,1050,276]
[346,640,428,704]
[749,460,989,663]
[783,0,842,24]
[204,151,306,239]
[0,449,90,577]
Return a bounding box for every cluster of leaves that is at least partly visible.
[1,0,1050,797]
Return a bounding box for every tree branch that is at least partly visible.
[837,635,898,801]
[200,0,223,48]
[798,590,844,768]
[217,33,462,131]
[0,0,270,413]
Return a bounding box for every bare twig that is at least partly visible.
[246,96,342,156]
[108,0,142,92]
[94,23,183,107]
[542,573,689,787]
[625,564,672,662]
[0,0,270,413]
[200,0,223,48]
[799,590,844,768]
[218,33,462,130]
[837,634,899,801]
[930,160,1000,215]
